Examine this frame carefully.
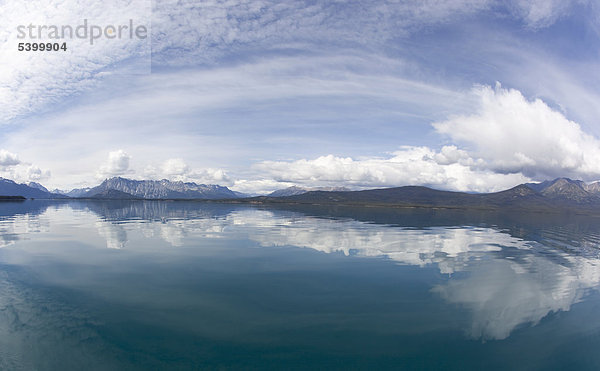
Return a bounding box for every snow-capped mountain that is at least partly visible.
[27,182,49,193]
[53,187,93,197]
[85,177,240,199]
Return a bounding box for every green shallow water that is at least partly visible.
[1,200,600,370]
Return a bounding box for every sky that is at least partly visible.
[0,0,599,194]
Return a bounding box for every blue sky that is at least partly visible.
[0,0,599,193]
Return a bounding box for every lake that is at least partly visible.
[1,200,600,370]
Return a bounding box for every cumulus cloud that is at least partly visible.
[433,84,600,181]
[143,158,232,185]
[96,150,132,179]
[0,164,52,184]
[253,146,530,193]
[162,158,189,177]
[20,165,51,182]
[0,150,20,168]
[231,179,295,195]
[187,168,232,185]
[0,149,51,183]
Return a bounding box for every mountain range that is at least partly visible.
[2,177,600,214]
[82,177,239,199]
[268,186,351,197]
[244,177,600,214]
[0,177,240,200]
[4,177,349,200]
[0,178,65,199]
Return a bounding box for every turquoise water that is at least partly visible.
[1,200,600,370]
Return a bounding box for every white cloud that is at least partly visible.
[0,52,472,190]
[0,0,150,123]
[20,165,51,182]
[150,0,494,66]
[143,158,232,185]
[162,158,189,177]
[9,0,570,138]
[508,0,583,29]
[0,0,595,192]
[433,84,600,181]
[0,149,50,183]
[0,149,20,168]
[96,149,132,179]
[231,179,295,195]
[3,0,573,124]
[0,164,51,184]
[187,168,232,185]
[253,146,530,193]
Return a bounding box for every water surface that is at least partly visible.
[1,200,600,370]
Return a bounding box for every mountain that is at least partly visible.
[277,184,550,208]
[233,178,600,214]
[84,177,240,199]
[0,178,62,198]
[55,187,92,197]
[90,189,141,199]
[27,182,49,193]
[584,181,600,194]
[526,178,600,204]
[268,186,351,197]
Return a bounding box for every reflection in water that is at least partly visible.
[433,257,600,340]
[0,200,600,344]
[95,221,127,249]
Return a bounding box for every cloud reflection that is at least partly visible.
[2,202,600,341]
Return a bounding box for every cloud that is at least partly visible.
[162,158,189,177]
[253,146,530,193]
[1,2,596,192]
[508,0,584,29]
[0,0,150,123]
[143,158,232,185]
[3,0,484,123]
[187,168,232,185]
[0,150,20,168]
[150,0,494,66]
[3,0,579,124]
[96,150,132,179]
[433,84,600,181]
[20,165,51,182]
[0,149,50,183]
[231,179,295,195]
[0,164,52,183]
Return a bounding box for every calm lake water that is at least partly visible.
[1,200,600,370]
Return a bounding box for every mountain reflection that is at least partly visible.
[1,200,600,341]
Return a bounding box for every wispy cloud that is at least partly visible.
[0,0,598,192]
[0,0,150,122]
